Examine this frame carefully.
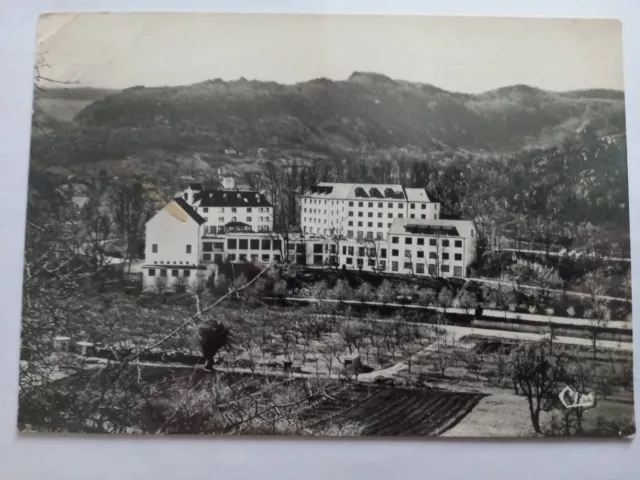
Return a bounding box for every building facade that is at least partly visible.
[142,197,208,291]
[179,178,273,235]
[142,182,474,292]
[300,183,440,240]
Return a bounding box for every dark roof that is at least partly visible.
[188,183,204,190]
[195,190,272,208]
[173,197,206,225]
[309,185,334,195]
[403,224,460,236]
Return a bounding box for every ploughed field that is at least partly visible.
[303,383,485,436]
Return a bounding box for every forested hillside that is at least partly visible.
[29,73,629,253]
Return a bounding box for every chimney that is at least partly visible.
[222,176,235,190]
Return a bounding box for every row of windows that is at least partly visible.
[205,216,269,223]
[225,239,305,251]
[198,206,270,213]
[151,244,193,254]
[304,217,327,224]
[302,198,439,211]
[226,253,281,262]
[390,250,463,261]
[340,246,388,258]
[148,268,192,277]
[392,237,463,248]
[389,262,461,275]
[346,231,384,240]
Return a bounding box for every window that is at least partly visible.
[410,203,415,209]
[368,202,373,207]
[347,230,353,238]
[358,202,363,207]
[203,242,213,252]
[429,239,437,246]
[421,215,426,220]
[148,269,156,276]
[251,254,258,262]
[273,240,282,251]
[398,204,402,209]
[247,208,252,213]
[186,244,192,254]
[417,238,424,246]
[218,217,224,222]
[160,269,167,277]
[348,221,353,226]
[314,244,323,254]
[455,240,463,248]
[203,207,209,213]
[378,212,383,218]
[239,254,247,261]
[346,257,353,265]
[454,266,463,277]
[214,242,224,250]
[368,212,373,218]
[184,270,191,277]
[398,214,403,218]
[410,214,415,219]
[428,264,437,275]
[388,213,393,218]
[442,252,449,260]
[203,253,211,261]
[391,261,399,272]
[358,212,363,217]
[348,246,355,256]
[416,263,425,274]
[152,244,158,253]
[349,201,354,207]
[262,254,270,261]
[388,203,393,208]
[455,253,462,261]
[441,265,450,273]
[348,211,354,217]
[421,204,426,210]
[404,261,412,270]
[232,207,237,213]
[417,251,424,258]
[358,247,365,257]
[377,222,383,228]
[202,217,208,222]
[262,239,271,250]
[247,217,252,222]
[434,215,437,219]
[376,232,384,240]
[239,239,248,250]
[392,249,399,257]
[392,236,399,244]
[172,269,179,277]
[442,240,450,247]
[366,232,373,239]
[367,222,373,227]
[429,252,437,259]
[250,239,259,249]
[357,258,364,267]
[357,231,363,240]
[358,221,363,227]
[378,202,383,208]
[227,239,237,249]
[405,237,413,245]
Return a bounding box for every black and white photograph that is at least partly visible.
[20,12,633,437]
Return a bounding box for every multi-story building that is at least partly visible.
[179,178,273,235]
[141,197,208,291]
[386,218,476,277]
[142,182,474,292]
[300,183,440,241]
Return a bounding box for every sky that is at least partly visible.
[35,13,624,93]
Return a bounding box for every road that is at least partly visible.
[467,277,631,304]
[268,296,631,329]
[499,247,630,262]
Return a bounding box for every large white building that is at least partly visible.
[180,178,273,235]
[142,182,474,292]
[141,197,208,291]
[300,183,440,240]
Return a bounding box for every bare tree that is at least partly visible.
[512,341,568,434]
